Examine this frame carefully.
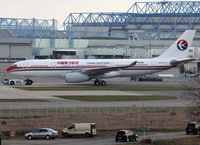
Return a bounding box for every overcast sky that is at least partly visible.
[0,0,199,25]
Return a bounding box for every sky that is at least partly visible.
[0,0,199,27]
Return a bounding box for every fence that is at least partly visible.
[0,105,191,119]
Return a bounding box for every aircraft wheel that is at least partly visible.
[25,79,33,85]
[94,80,100,86]
[100,80,106,86]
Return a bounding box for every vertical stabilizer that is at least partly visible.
[157,30,196,60]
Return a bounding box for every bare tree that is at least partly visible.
[186,79,200,120]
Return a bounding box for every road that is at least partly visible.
[2,132,192,145]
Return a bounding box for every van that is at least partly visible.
[62,123,96,137]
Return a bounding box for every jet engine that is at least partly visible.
[65,72,90,83]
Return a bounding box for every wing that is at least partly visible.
[83,61,137,76]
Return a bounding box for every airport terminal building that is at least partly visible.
[0,1,200,76]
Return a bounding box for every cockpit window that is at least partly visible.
[11,64,17,67]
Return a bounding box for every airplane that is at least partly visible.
[6,30,196,86]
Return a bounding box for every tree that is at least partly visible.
[186,79,200,120]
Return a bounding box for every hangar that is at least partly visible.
[0,30,32,62]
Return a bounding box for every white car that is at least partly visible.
[25,128,58,140]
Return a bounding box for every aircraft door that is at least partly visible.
[23,62,28,69]
[151,60,156,67]
[51,62,56,68]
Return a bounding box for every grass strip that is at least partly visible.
[54,95,178,102]
[0,99,49,102]
[16,86,190,91]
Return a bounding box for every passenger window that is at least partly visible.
[68,124,75,129]
[91,124,96,129]
[42,129,48,132]
[34,129,40,133]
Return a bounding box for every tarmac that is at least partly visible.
[0,79,195,109]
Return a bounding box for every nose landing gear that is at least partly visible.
[94,79,106,86]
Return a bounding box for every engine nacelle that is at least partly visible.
[65,72,90,83]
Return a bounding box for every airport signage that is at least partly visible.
[137,126,150,131]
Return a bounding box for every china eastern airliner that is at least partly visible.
[6,30,196,86]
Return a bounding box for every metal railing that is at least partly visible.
[0,105,190,118]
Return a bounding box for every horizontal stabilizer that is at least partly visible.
[170,58,196,66]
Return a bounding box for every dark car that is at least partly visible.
[186,122,200,135]
[25,128,58,140]
[189,73,200,78]
[115,130,138,142]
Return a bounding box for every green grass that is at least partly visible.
[54,95,178,102]
[0,99,49,102]
[15,86,190,91]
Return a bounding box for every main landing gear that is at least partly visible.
[94,79,106,86]
[25,78,33,85]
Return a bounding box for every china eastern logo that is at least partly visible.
[177,40,188,51]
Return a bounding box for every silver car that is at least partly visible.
[25,128,58,140]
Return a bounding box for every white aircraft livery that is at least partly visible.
[7,30,196,86]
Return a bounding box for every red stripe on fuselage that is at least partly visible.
[6,65,173,72]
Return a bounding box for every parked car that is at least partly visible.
[25,128,58,140]
[189,73,200,78]
[186,122,200,135]
[115,130,138,142]
[62,123,96,137]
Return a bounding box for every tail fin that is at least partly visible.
[157,30,196,60]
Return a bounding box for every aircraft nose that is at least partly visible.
[6,67,12,72]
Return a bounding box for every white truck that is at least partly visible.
[62,123,96,137]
